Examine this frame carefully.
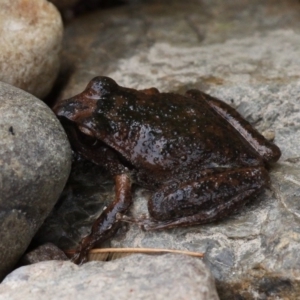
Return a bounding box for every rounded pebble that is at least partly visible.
[0,81,72,280]
[0,0,63,98]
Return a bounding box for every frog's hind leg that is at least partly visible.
[186,89,281,164]
[126,166,269,231]
[72,173,132,264]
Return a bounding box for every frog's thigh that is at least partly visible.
[186,89,281,163]
[145,167,268,230]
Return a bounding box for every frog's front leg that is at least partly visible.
[72,173,132,264]
[124,166,269,231]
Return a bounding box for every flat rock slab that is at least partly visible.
[0,254,219,300]
[34,0,300,299]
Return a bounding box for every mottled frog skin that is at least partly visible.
[53,76,281,263]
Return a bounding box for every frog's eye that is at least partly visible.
[85,76,118,99]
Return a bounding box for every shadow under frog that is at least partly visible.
[53,76,281,264]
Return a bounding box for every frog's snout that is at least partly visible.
[53,100,74,119]
[53,97,83,119]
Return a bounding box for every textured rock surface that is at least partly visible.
[20,243,68,266]
[35,158,114,250]
[0,82,72,280]
[0,0,63,98]
[58,0,300,99]
[34,0,300,299]
[0,254,219,300]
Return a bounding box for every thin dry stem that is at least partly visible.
[66,247,204,258]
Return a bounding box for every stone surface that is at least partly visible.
[0,254,219,300]
[20,243,68,266]
[58,0,300,99]
[0,0,63,98]
[33,0,300,299]
[0,82,72,280]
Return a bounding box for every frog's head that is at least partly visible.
[53,76,119,121]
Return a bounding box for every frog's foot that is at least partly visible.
[71,239,91,265]
[116,213,151,229]
[71,252,85,265]
[117,214,174,231]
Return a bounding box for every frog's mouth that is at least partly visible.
[55,115,78,138]
[56,116,97,154]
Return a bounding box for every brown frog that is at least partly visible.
[53,76,281,264]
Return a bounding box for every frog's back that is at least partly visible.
[88,86,261,179]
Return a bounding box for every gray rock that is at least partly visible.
[0,0,63,98]
[0,254,219,300]
[0,82,72,280]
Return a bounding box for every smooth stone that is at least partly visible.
[0,0,63,98]
[0,254,220,300]
[0,82,72,281]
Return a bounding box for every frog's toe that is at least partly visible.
[117,213,156,230]
[71,252,87,265]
